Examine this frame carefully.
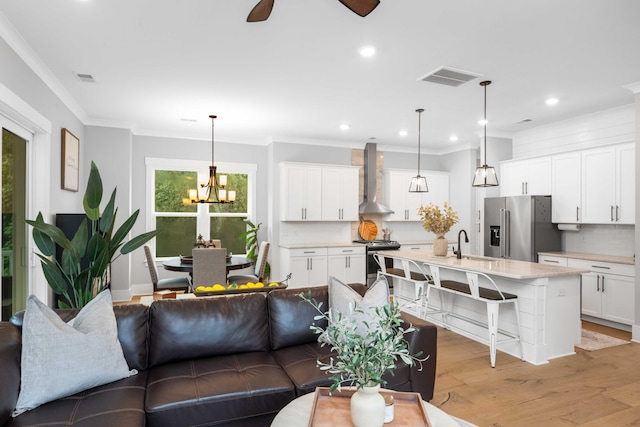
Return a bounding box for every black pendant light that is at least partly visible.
[409,108,428,192]
[472,81,499,187]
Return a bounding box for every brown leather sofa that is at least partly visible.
[0,285,437,427]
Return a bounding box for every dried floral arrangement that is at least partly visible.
[417,202,459,234]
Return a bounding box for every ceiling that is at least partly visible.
[1,0,640,153]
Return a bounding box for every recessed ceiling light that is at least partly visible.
[340,124,350,131]
[399,130,408,137]
[449,135,459,142]
[359,46,376,57]
[546,97,559,106]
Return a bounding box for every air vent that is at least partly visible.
[515,118,533,124]
[73,72,95,83]
[417,66,482,87]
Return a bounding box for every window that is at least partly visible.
[146,158,256,258]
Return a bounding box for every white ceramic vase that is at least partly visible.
[350,384,385,427]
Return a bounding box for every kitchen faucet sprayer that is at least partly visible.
[455,229,469,259]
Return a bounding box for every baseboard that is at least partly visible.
[581,315,632,332]
[632,324,640,343]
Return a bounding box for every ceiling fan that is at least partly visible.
[247,0,380,22]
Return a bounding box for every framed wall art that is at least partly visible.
[61,128,80,192]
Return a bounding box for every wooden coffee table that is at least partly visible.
[270,390,477,427]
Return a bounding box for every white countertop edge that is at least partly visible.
[380,250,589,280]
[539,251,635,265]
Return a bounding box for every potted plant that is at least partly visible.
[26,161,159,308]
[238,218,270,279]
[417,202,459,256]
[300,292,427,427]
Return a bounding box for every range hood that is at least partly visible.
[359,143,394,215]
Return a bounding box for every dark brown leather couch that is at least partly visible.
[0,285,437,427]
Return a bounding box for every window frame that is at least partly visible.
[145,157,257,259]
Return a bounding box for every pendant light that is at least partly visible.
[472,81,499,187]
[184,115,235,204]
[409,108,429,192]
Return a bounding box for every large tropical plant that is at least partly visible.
[26,161,160,308]
[238,218,270,278]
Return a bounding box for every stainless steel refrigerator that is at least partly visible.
[484,195,560,262]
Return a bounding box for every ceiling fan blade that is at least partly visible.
[338,0,380,17]
[247,0,275,22]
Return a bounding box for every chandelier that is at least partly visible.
[185,115,235,204]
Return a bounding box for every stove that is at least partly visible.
[353,240,401,284]
[352,239,401,250]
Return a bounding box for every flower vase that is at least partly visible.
[433,233,448,256]
[350,384,385,427]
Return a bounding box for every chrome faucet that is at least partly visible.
[454,229,469,259]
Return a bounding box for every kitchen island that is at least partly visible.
[379,250,589,365]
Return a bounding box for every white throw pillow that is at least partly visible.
[328,275,390,336]
[12,290,136,417]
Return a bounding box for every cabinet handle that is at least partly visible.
[544,259,559,263]
[601,276,605,292]
[306,258,310,270]
[477,210,481,220]
[525,182,528,194]
[522,182,525,195]
[576,207,579,222]
[591,265,610,270]
[310,258,313,270]
[616,205,620,222]
[611,205,614,222]
[596,275,600,292]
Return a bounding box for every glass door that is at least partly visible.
[1,118,29,321]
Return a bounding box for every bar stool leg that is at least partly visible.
[513,300,525,361]
[487,302,499,368]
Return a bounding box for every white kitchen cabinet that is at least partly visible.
[551,152,582,223]
[567,258,635,326]
[421,172,450,209]
[500,157,552,197]
[281,247,328,288]
[280,163,322,221]
[384,169,449,221]
[552,144,634,224]
[327,246,366,284]
[581,145,634,224]
[538,255,568,267]
[321,166,359,221]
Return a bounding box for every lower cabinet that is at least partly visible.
[327,247,366,284]
[282,247,328,288]
[567,258,635,326]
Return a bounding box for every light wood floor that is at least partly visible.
[431,322,640,426]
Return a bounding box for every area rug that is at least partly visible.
[575,329,630,351]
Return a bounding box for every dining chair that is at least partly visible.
[192,248,227,287]
[144,245,190,292]
[228,241,270,285]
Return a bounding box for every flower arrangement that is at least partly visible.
[299,293,427,392]
[418,202,459,235]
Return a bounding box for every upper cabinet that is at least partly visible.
[551,152,582,223]
[581,143,634,224]
[384,169,450,221]
[500,157,552,197]
[280,163,359,222]
[321,166,359,221]
[551,143,635,224]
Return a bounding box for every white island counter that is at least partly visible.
[379,250,589,365]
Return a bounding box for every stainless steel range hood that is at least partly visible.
[359,143,394,215]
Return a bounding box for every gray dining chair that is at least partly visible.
[144,245,191,292]
[228,241,270,285]
[192,248,227,287]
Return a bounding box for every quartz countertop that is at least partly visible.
[379,250,589,280]
[538,251,635,265]
[279,242,362,249]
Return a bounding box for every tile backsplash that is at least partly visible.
[562,224,635,257]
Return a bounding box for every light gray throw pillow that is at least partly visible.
[328,275,390,336]
[12,290,136,417]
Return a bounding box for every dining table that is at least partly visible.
[162,254,252,274]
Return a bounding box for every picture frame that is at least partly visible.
[61,128,80,192]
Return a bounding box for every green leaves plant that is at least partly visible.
[26,161,159,308]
